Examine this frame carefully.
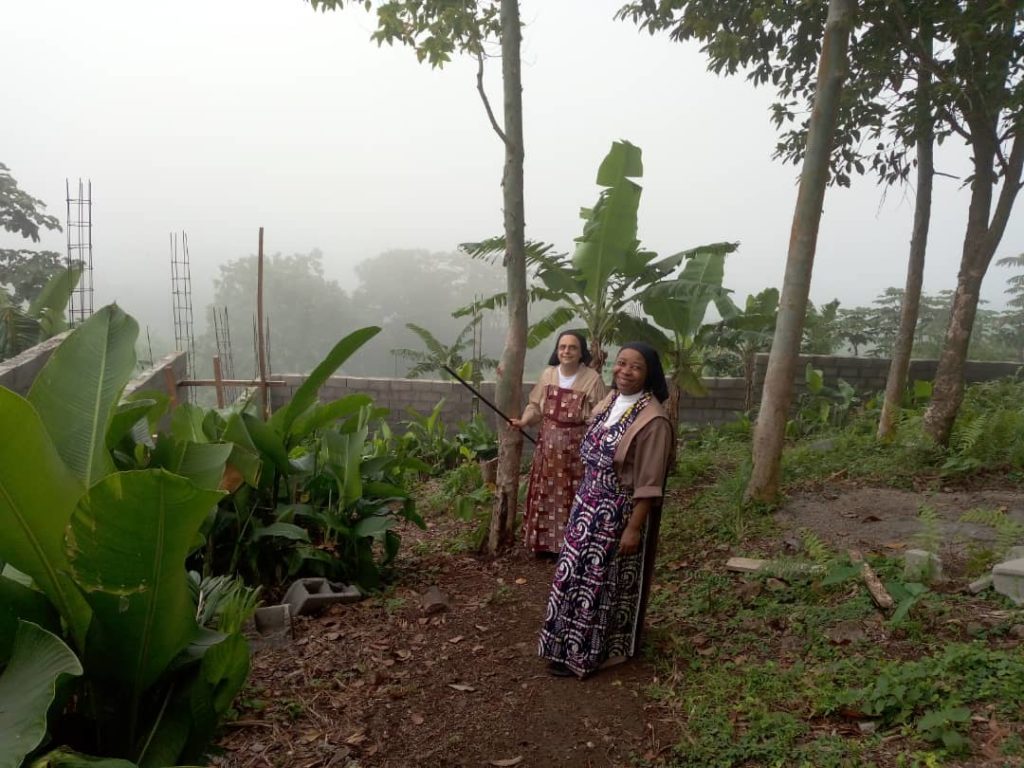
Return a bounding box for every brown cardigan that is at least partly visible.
[591,392,672,500]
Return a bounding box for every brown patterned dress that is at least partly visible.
[522,367,606,553]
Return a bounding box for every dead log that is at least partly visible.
[849,549,894,613]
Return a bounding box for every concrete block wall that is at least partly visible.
[0,334,188,406]
[753,354,1022,399]
[124,351,189,404]
[0,332,70,396]
[4,329,1019,432]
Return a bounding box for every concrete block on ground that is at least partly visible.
[253,604,293,641]
[967,574,993,594]
[904,549,943,583]
[992,558,1024,606]
[1005,546,1024,561]
[283,577,362,616]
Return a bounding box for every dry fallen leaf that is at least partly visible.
[488,758,523,767]
[449,635,464,644]
[448,683,476,692]
[345,730,367,746]
[514,578,527,585]
[411,713,425,725]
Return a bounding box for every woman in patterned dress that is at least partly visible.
[538,342,673,678]
[510,330,607,555]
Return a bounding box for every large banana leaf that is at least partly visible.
[289,393,373,442]
[29,750,139,767]
[0,575,60,666]
[27,263,83,319]
[0,304,44,359]
[67,470,224,700]
[0,388,90,648]
[269,326,380,440]
[322,410,370,508]
[150,437,233,491]
[28,305,138,486]
[135,634,249,768]
[0,621,83,768]
[573,141,644,306]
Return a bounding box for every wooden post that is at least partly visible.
[163,367,179,410]
[212,355,225,408]
[256,227,269,419]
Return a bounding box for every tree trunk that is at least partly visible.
[877,44,933,441]
[745,0,856,504]
[485,0,527,554]
[923,126,1024,445]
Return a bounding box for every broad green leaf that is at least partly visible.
[169,404,208,444]
[270,326,380,439]
[28,304,138,486]
[595,139,643,185]
[67,470,224,696]
[26,264,82,319]
[173,441,233,491]
[289,394,373,440]
[323,425,368,508]
[106,400,157,450]
[241,413,291,475]
[249,522,309,542]
[29,749,139,767]
[221,413,262,487]
[0,621,83,768]
[136,634,249,768]
[0,576,60,665]
[354,515,395,539]
[0,388,90,648]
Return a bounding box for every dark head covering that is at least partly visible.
[547,329,593,366]
[617,341,669,403]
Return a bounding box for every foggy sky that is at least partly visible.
[3,0,1022,347]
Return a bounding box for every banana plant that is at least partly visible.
[0,305,248,766]
[0,264,82,362]
[458,141,738,372]
[706,288,780,411]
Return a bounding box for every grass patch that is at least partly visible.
[649,390,1024,766]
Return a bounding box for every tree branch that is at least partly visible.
[987,126,1024,251]
[475,51,508,146]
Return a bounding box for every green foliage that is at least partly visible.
[0,163,64,310]
[398,399,459,474]
[959,507,1024,561]
[391,318,496,383]
[0,266,83,362]
[453,414,498,461]
[786,364,858,438]
[941,377,1024,473]
[849,644,1024,751]
[459,141,739,375]
[0,306,249,766]
[0,621,82,768]
[912,505,942,557]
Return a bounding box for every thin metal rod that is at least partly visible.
[256,227,269,419]
[441,364,535,444]
[212,355,225,407]
[179,379,287,388]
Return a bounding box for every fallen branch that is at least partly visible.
[849,549,894,613]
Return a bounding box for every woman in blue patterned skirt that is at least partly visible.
[538,342,673,678]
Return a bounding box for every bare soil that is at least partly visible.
[212,517,671,768]
[213,478,1024,768]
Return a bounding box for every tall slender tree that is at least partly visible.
[304,0,528,552]
[745,0,857,502]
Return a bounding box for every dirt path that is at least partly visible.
[213,519,671,768]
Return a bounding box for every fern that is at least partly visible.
[801,528,832,565]
[913,504,942,556]
[960,507,1024,559]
